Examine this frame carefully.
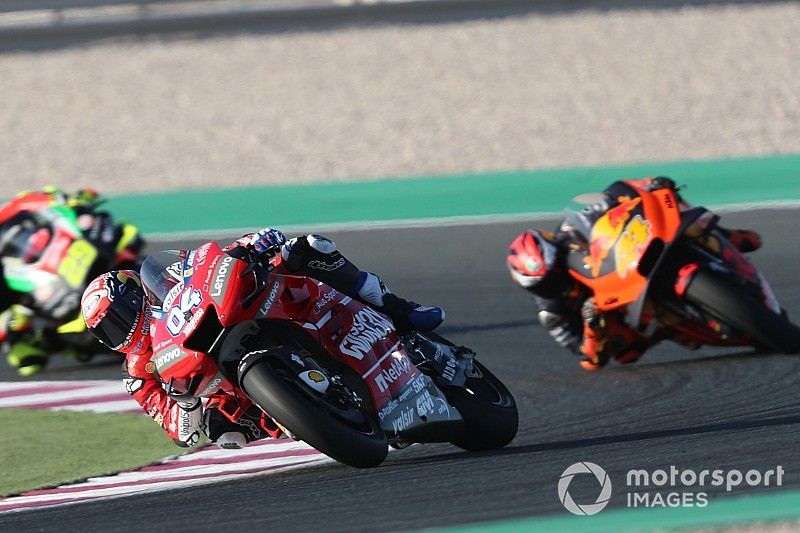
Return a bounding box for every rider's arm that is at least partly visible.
[533,294,583,355]
[122,354,203,447]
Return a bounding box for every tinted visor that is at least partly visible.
[91,287,143,349]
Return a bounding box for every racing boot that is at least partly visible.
[355,271,444,332]
[6,341,48,376]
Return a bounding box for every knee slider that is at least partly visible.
[356,272,389,307]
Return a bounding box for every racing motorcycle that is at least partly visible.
[0,197,144,360]
[560,180,800,354]
[141,243,518,468]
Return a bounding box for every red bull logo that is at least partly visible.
[615,215,652,278]
[585,198,642,277]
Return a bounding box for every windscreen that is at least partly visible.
[140,249,185,309]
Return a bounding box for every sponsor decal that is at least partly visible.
[210,256,234,300]
[166,261,183,281]
[391,408,415,433]
[124,378,144,394]
[197,375,223,397]
[614,215,652,278]
[182,307,205,336]
[153,339,173,352]
[307,258,346,272]
[299,370,329,393]
[585,197,641,277]
[378,398,399,421]
[155,347,183,369]
[183,431,200,447]
[313,290,337,315]
[339,307,395,360]
[399,374,426,402]
[415,390,434,417]
[374,355,413,393]
[291,354,306,367]
[259,280,281,316]
[81,293,102,321]
[194,243,211,266]
[162,281,185,313]
[144,361,156,374]
[202,254,220,292]
[306,370,326,383]
[441,358,457,382]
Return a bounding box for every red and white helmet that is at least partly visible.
[507,230,561,294]
[81,270,151,355]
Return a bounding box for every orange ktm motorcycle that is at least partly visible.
[561,180,800,354]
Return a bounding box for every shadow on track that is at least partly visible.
[390,413,800,467]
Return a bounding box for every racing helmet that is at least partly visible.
[81,270,151,355]
[506,229,569,298]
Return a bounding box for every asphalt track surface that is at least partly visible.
[3,208,800,531]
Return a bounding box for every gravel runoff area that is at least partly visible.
[0,2,798,194]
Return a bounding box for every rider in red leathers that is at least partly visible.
[506,177,762,371]
[81,229,444,448]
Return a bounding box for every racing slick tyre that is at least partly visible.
[443,361,518,451]
[684,268,800,354]
[239,353,388,468]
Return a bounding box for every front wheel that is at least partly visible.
[683,268,800,354]
[239,353,388,468]
[444,361,518,451]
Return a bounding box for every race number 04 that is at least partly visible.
[167,289,202,336]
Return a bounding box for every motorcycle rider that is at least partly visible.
[0,186,144,376]
[507,177,762,371]
[81,229,445,449]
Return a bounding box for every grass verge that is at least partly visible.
[0,408,187,497]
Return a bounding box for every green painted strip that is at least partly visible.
[105,154,800,234]
[432,489,800,533]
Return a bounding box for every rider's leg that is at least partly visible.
[281,234,444,332]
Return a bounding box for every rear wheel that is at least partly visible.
[683,268,800,354]
[239,352,388,468]
[444,361,518,451]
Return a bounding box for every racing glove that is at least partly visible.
[250,228,286,258]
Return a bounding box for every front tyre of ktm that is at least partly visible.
[444,361,518,451]
[683,268,800,354]
[239,355,388,468]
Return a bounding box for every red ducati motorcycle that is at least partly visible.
[560,180,800,354]
[141,243,518,468]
